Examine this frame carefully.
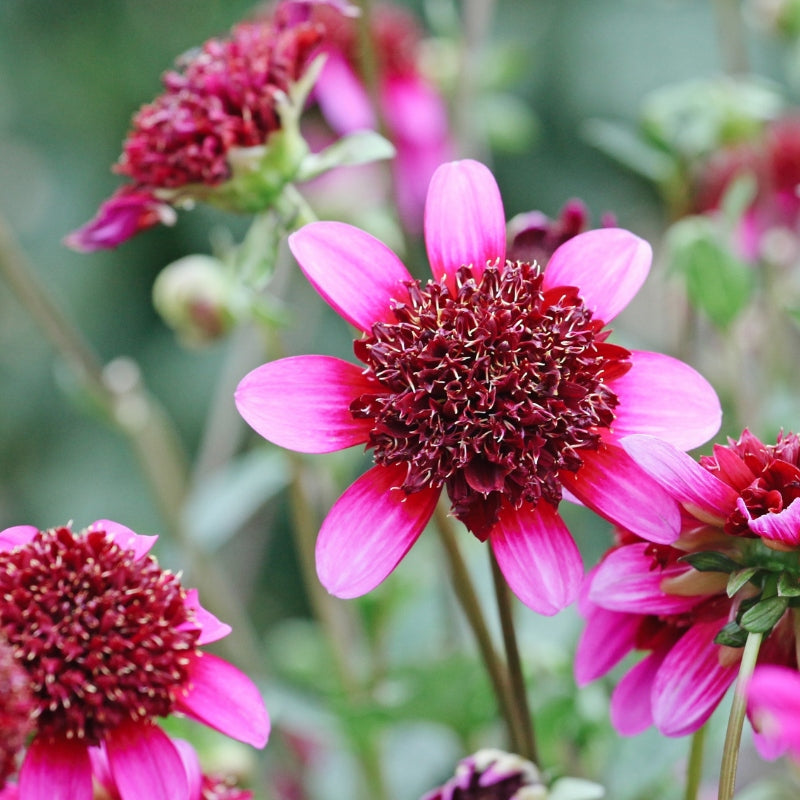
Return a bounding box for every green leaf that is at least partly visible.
[720,171,758,227]
[296,130,396,182]
[778,572,800,597]
[714,620,748,647]
[548,777,606,800]
[740,595,789,633]
[679,550,741,573]
[727,566,760,597]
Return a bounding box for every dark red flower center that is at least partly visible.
[350,259,631,538]
[0,526,200,745]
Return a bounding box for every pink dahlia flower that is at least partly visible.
[0,521,269,800]
[747,664,800,761]
[308,2,453,232]
[236,159,721,614]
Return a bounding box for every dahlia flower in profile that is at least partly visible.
[0,520,269,800]
[66,4,324,251]
[236,158,721,614]
[747,664,800,761]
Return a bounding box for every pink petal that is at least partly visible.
[610,351,722,451]
[314,52,375,134]
[235,355,375,454]
[587,542,704,614]
[424,160,506,293]
[316,463,440,598]
[743,497,800,547]
[652,618,738,736]
[288,222,411,333]
[105,721,188,800]
[542,228,651,322]
[382,75,449,147]
[561,441,681,544]
[0,525,37,550]
[610,649,668,736]
[489,500,582,615]
[174,652,270,748]
[19,735,93,800]
[89,519,157,559]
[574,603,640,685]
[182,588,231,645]
[621,435,738,524]
[747,665,800,760]
[173,740,203,800]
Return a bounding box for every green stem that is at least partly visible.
[685,725,707,800]
[489,549,538,764]
[433,503,522,752]
[718,631,764,800]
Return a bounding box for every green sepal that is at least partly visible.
[727,566,760,597]
[778,571,800,597]
[679,551,741,573]
[740,595,789,633]
[714,620,748,648]
[296,130,396,182]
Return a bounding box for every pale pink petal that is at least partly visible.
[316,463,440,598]
[424,160,506,293]
[235,355,375,454]
[315,52,375,134]
[489,500,582,615]
[181,588,231,645]
[105,720,188,800]
[19,735,92,800]
[747,665,800,760]
[542,228,651,322]
[610,649,668,736]
[89,519,157,559]
[173,652,270,748]
[742,497,800,548]
[574,603,640,685]
[652,618,738,736]
[610,351,722,451]
[173,740,203,800]
[587,543,703,614]
[382,75,449,147]
[560,442,681,544]
[288,222,411,332]
[621,435,738,523]
[0,525,37,550]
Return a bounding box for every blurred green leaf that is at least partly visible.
[297,131,396,182]
[549,777,606,800]
[679,551,740,573]
[778,571,800,597]
[727,566,759,597]
[714,620,748,647]
[740,595,789,633]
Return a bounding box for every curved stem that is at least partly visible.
[489,549,538,764]
[718,631,763,800]
[433,503,522,752]
[685,725,707,800]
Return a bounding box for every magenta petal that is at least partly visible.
[424,160,506,292]
[19,735,93,800]
[288,221,412,332]
[744,497,800,547]
[182,588,231,645]
[747,665,800,760]
[0,525,37,550]
[89,519,157,559]
[172,740,203,800]
[316,463,439,598]
[588,543,703,614]
[543,228,651,322]
[610,351,722,451]
[490,501,582,615]
[652,618,737,736]
[610,649,667,736]
[575,603,640,685]
[621,435,738,524]
[315,52,375,133]
[235,355,375,454]
[561,442,681,544]
[174,652,270,748]
[105,721,188,800]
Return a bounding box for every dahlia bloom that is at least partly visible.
[236,158,721,614]
[747,664,800,761]
[66,5,323,251]
[576,429,800,737]
[0,521,269,800]
[308,1,453,231]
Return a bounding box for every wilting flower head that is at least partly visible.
[747,664,800,761]
[421,749,546,800]
[308,1,453,231]
[236,159,721,614]
[0,637,32,790]
[0,520,269,800]
[66,5,323,251]
[577,429,800,737]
